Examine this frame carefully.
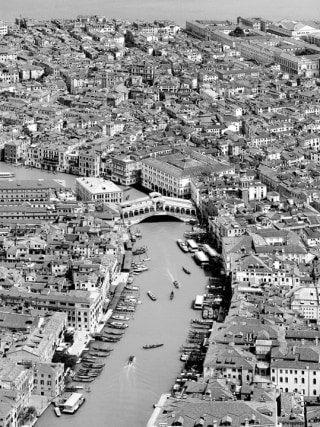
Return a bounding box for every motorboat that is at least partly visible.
[128,355,135,365]
[173,280,180,289]
[147,291,157,301]
[170,291,174,300]
[177,239,189,253]
[143,344,164,349]
[182,267,191,274]
[0,172,14,178]
[133,265,149,273]
[54,407,61,417]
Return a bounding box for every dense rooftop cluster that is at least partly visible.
[2,13,320,427]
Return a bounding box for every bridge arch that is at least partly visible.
[119,194,197,225]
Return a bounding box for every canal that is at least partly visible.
[0,162,209,426]
[37,219,208,427]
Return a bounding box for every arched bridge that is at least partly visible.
[119,192,197,225]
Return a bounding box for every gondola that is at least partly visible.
[142,344,164,349]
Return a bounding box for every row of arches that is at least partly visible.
[122,203,196,219]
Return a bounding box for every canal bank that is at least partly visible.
[37,219,208,427]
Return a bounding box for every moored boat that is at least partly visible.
[0,172,15,178]
[61,393,85,414]
[54,407,61,417]
[111,314,130,321]
[108,321,129,329]
[124,285,139,291]
[143,343,164,349]
[177,239,189,253]
[147,291,157,301]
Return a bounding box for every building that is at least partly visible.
[0,289,102,332]
[76,177,123,203]
[0,180,65,203]
[142,152,234,198]
[32,362,64,398]
[271,346,320,396]
[111,155,142,185]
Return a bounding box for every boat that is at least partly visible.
[103,329,125,336]
[101,337,121,343]
[173,280,180,289]
[147,291,157,301]
[132,247,147,256]
[170,291,174,300]
[143,344,164,349]
[91,346,113,352]
[0,172,14,178]
[133,265,149,273]
[124,285,139,291]
[182,267,191,275]
[65,386,84,392]
[54,407,61,417]
[108,321,129,329]
[177,239,189,253]
[128,355,135,365]
[61,393,85,414]
[111,314,130,321]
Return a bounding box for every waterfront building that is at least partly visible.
[76,177,123,203]
[111,155,142,185]
[0,180,66,203]
[142,151,234,198]
[32,362,64,398]
[4,137,30,164]
[78,148,101,177]
[0,288,102,332]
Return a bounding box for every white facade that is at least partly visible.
[290,286,320,320]
[76,177,123,203]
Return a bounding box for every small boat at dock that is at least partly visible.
[124,285,139,291]
[108,321,129,329]
[177,239,189,253]
[111,314,130,321]
[0,172,15,178]
[173,280,180,289]
[143,344,164,349]
[147,291,157,301]
[54,407,61,417]
[170,291,174,300]
[182,267,191,274]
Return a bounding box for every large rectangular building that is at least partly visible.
[76,177,123,203]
